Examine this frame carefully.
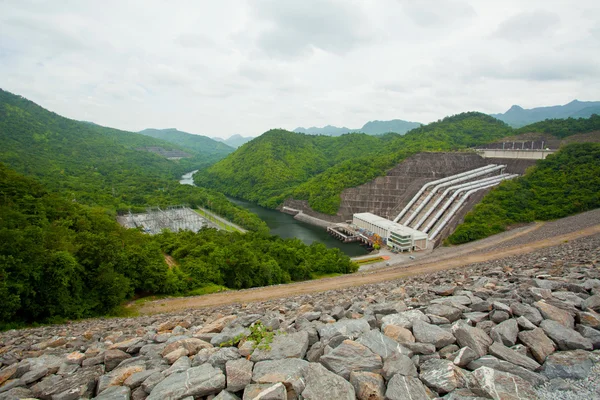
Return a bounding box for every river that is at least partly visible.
[180,171,368,256]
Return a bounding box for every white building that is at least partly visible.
[352,212,428,251]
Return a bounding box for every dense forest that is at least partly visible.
[0,164,357,327]
[514,113,600,137]
[0,89,265,231]
[138,128,234,160]
[447,143,600,244]
[196,112,514,214]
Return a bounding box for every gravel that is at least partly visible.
[535,354,600,400]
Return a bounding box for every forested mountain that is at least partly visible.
[213,134,256,148]
[448,143,600,244]
[514,114,600,137]
[139,128,234,157]
[492,100,600,127]
[196,112,513,213]
[0,89,267,232]
[0,163,356,327]
[293,119,422,136]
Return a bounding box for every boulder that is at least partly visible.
[349,371,385,400]
[488,342,541,371]
[208,347,241,371]
[197,315,237,334]
[301,363,355,400]
[540,320,593,351]
[381,310,429,330]
[576,324,600,349]
[31,365,104,400]
[490,319,518,347]
[470,366,538,399]
[242,383,286,400]
[225,358,253,393]
[146,364,225,399]
[510,302,543,326]
[383,325,415,343]
[356,329,407,360]
[542,350,594,380]
[425,304,462,322]
[251,358,308,397]
[451,321,492,357]
[382,353,417,380]
[211,326,250,347]
[97,365,145,394]
[534,301,574,329]
[578,310,600,329]
[161,338,212,357]
[385,375,429,400]
[250,331,309,362]
[583,294,600,312]
[319,340,383,380]
[318,319,370,342]
[419,359,467,394]
[453,346,478,368]
[517,328,556,363]
[104,350,132,372]
[213,390,241,400]
[467,355,547,386]
[412,320,456,349]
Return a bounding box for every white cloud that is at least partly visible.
[0,0,599,137]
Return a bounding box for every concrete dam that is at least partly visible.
[283,152,537,244]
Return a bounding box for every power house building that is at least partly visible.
[352,212,429,251]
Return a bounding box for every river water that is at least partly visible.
[180,171,368,256]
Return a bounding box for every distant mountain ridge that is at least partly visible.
[294,119,422,136]
[212,134,255,148]
[492,100,600,128]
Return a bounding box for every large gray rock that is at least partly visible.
[419,359,468,394]
[301,363,355,400]
[490,319,518,347]
[488,341,541,371]
[356,329,407,360]
[451,321,492,357]
[250,331,309,362]
[382,353,417,380]
[381,310,430,330]
[518,328,556,363]
[242,383,286,400]
[124,370,158,389]
[104,350,132,372]
[318,319,370,342]
[31,365,104,400]
[425,304,462,322]
[542,350,595,380]
[208,347,241,371]
[319,340,383,380]
[534,301,575,329]
[431,296,471,306]
[252,358,308,398]
[540,320,593,351]
[94,385,131,400]
[161,338,212,357]
[470,366,538,399]
[225,358,253,393]
[349,371,385,400]
[146,364,225,400]
[213,390,240,400]
[583,294,600,312]
[510,302,543,326]
[412,320,456,349]
[453,346,479,368]
[467,356,547,386]
[385,375,429,400]
[576,324,600,349]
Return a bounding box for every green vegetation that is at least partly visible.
[515,114,600,137]
[138,128,234,162]
[447,143,600,244]
[197,112,513,214]
[0,164,357,327]
[492,100,600,127]
[0,89,266,232]
[221,321,276,350]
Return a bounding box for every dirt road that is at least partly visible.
[137,223,600,315]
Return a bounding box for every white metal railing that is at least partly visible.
[392,164,499,223]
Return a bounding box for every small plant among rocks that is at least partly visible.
[221,320,276,350]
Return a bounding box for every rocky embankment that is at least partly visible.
[1,235,600,400]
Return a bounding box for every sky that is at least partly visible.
[1,1,599,138]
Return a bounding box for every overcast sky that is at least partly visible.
[1,1,599,138]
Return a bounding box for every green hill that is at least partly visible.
[196,112,513,214]
[139,128,234,157]
[514,114,600,137]
[447,143,600,244]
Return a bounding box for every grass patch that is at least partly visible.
[186,284,229,296]
[311,272,344,279]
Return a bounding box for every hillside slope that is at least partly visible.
[139,128,234,158]
[492,100,600,127]
[212,134,255,148]
[197,113,513,213]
